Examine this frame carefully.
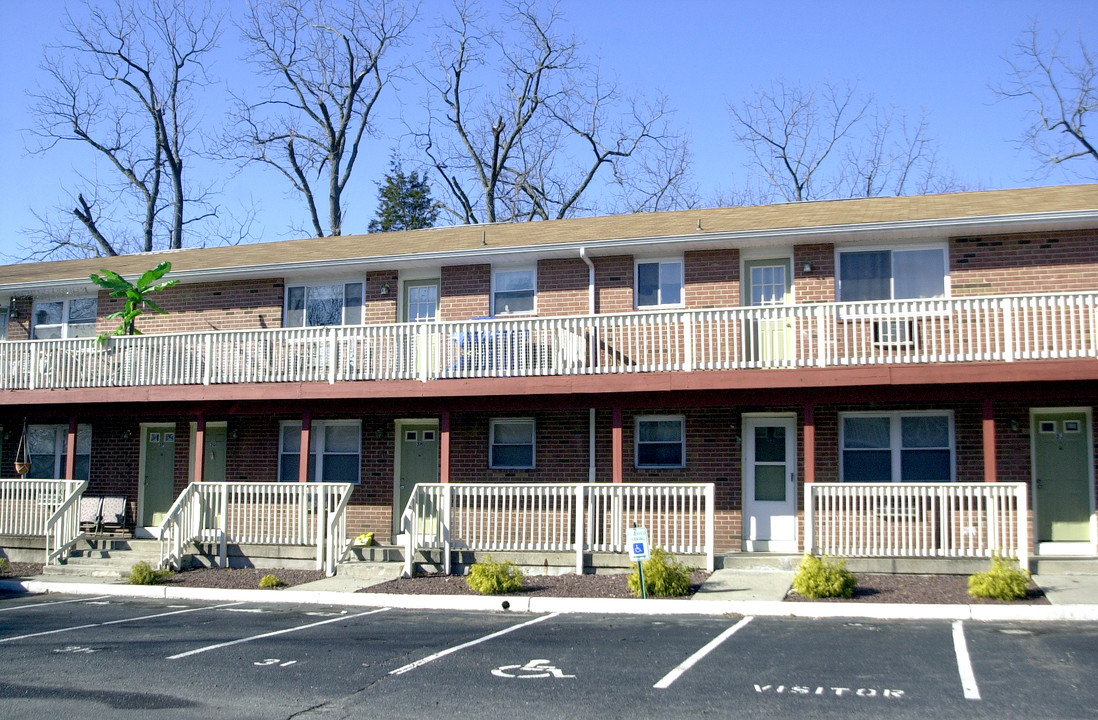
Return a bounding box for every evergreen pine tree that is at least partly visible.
[368,161,439,232]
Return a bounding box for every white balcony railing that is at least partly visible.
[3,292,1095,391]
[158,482,354,575]
[400,482,716,576]
[0,478,87,564]
[805,482,1029,568]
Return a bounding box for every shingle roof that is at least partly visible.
[3,184,1096,286]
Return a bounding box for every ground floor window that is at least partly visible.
[278,420,361,483]
[841,411,953,482]
[489,418,535,469]
[635,415,685,468]
[28,424,91,480]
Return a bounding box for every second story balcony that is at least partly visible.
[2,291,1095,393]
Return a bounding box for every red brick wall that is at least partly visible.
[685,250,739,308]
[951,229,1098,296]
[794,243,835,302]
[449,410,592,484]
[440,264,490,321]
[537,258,590,316]
[101,279,284,334]
[593,256,634,313]
[366,271,399,324]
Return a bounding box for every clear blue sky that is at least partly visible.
[1,0,1095,261]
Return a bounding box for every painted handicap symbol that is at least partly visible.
[492,658,576,679]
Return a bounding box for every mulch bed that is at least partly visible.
[784,573,1049,604]
[0,562,44,579]
[163,567,327,589]
[359,571,711,598]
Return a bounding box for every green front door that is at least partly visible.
[397,423,439,520]
[142,426,177,527]
[1034,412,1092,543]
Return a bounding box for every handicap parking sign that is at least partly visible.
[628,526,650,562]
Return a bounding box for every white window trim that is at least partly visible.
[635,414,686,469]
[28,423,92,479]
[32,296,98,339]
[839,410,955,483]
[489,417,536,470]
[634,258,685,310]
[283,281,364,327]
[834,243,950,302]
[278,419,362,484]
[490,267,537,317]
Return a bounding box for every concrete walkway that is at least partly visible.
[2,568,1097,621]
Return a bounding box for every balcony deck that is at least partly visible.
[2,292,1095,397]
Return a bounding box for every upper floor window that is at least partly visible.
[32,297,98,339]
[837,247,947,302]
[492,268,536,315]
[285,282,362,327]
[841,411,953,483]
[278,420,361,483]
[28,423,92,480]
[636,259,683,308]
[489,418,536,469]
[635,415,686,468]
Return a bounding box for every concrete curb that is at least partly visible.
[4,578,1098,622]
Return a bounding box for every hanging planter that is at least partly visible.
[14,421,30,477]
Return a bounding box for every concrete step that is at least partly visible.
[347,545,405,563]
[717,553,802,572]
[334,561,403,583]
[1031,556,1098,575]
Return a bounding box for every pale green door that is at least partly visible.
[1034,412,1092,543]
[190,424,227,483]
[142,426,177,527]
[404,280,440,378]
[744,259,793,365]
[396,423,439,528]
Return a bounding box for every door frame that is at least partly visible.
[188,421,228,483]
[1030,407,1096,556]
[392,418,440,537]
[742,412,799,552]
[136,422,178,539]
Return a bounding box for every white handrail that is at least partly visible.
[401,482,715,576]
[1,292,1094,391]
[806,482,1029,568]
[0,479,86,565]
[41,480,87,565]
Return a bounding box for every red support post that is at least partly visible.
[803,403,815,484]
[299,410,312,483]
[194,413,206,483]
[612,408,623,484]
[983,399,998,482]
[440,410,451,484]
[64,416,77,480]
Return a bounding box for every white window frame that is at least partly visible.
[27,423,92,480]
[31,296,98,339]
[489,418,536,470]
[278,419,362,483]
[635,414,686,469]
[835,244,949,302]
[284,281,364,327]
[839,410,955,483]
[635,258,684,309]
[491,267,537,316]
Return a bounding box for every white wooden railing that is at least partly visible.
[2,292,1095,391]
[158,482,354,575]
[0,478,87,565]
[400,482,715,576]
[805,482,1029,568]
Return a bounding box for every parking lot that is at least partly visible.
[1,592,1096,719]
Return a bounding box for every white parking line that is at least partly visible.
[952,620,981,701]
[653,616,754,689]
[389,613,559,676]
[0,602,244,643]
[0,595,111,612]
[167,607,391,660]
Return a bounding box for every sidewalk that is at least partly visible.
[2,568,1096,621]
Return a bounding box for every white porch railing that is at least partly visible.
[401,482,716,577]
[158,482,354,576]
[805,482,1028,568]
[2,292,1094,390]
[0,478,87,565]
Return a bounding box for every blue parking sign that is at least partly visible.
[628,526,650,562]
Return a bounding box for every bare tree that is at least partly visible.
[26,0,222,259]
[995,22,1097,179]
[729,79,957,204]
[228,0,414,238]
[413,0,693,224]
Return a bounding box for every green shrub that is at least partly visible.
[129,561,173,585]
[628,547,694,598]
[968,555,1031,601]
[259,574,286,589]
[466,556,525,594]
[0,557,11,574]
[792,553,858,599]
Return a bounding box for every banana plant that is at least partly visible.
[89,261,178,339]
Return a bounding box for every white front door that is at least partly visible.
[744,416,798,552]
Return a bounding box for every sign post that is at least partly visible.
[628,524,650,599]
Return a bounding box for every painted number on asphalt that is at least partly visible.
[255,658,297,667]
[492,659,576,679]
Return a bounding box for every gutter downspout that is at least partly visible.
[580,248,597,483]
